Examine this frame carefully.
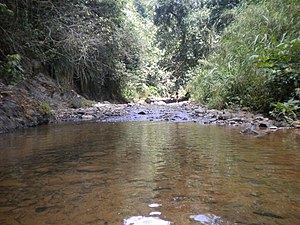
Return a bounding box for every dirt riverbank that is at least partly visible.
[0,74,85,133]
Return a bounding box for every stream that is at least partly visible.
[0,121,299,225]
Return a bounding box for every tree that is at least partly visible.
[122,0,167,98]
[153,0,241,92]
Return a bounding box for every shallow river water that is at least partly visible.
[0,121,299,225]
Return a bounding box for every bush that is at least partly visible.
[0,54,24,84]
[39,103,52,115]
[191,0,300,112]
[270,99,300,123]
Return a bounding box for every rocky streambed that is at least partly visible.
[1,73,299,135]
[53,101,287,136]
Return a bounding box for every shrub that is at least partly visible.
[270,99,300,123]
[191,0,300,112]
[39,103,52,115]
[0,54,24,84]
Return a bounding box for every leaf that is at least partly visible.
[249,55,259,60]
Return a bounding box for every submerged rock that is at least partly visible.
[35,207,48,213]
[253,210,284,219]
[240,127,260,136]
[217,113,232,120]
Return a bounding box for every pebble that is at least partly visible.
[149,211,162,216]
[50,101,295,137]
[148,203,161,208]
[81,115,94,120]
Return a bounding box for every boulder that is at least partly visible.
[292,121,300,128]
[240,127,260,136]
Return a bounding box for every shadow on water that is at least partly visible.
[0,121,299,225]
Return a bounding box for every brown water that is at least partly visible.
[0,121,299,225]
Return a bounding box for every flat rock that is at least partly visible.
[240,127,260,136]
[292,121,300,128]
[81,115,94,120]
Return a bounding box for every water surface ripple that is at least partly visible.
[0,122,299,225]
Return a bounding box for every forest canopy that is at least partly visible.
[0,0,299,119]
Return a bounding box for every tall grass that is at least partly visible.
[191,0,300,111]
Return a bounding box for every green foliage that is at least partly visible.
[154,0,242,92]
[191,0,300,111]
[81,100,97,107]
[133,0,155,18]
[46,0,122,98]
[39,103,52,115]
[190,64,227,109]
[254,38,300,102]
[0,3,14,17]
[18,0,141,101]
[123,85,139,100]
[121,1,169,99]
[270,99,300,123]
[124,83,159,99]
[0,54,24,84]
[2,0,298,111]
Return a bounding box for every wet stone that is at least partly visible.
[209,118,217,123]
[48,101,294,135]
[35,207,48,213]
[258,121,269,128]
[241,127,260,136]
[253,210,284,219]
[230,117,242,122]
[218,113,231,120]
[292,121,300,128]
[76,111,85,115]
[138,111,147,115]
[81,115,94,120]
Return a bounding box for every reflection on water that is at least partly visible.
[0,121,299,225]
[190,214,222,224]
[124,216,171,225]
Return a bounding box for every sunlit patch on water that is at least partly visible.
[190,213,222,224]
[124,216,171,225]
[148,203,162,208]
[149,211,162,216]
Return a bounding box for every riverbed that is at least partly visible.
[0,121,299,225]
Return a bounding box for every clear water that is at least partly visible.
[0,121,299,225]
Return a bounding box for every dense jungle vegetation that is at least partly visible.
[0,0,299,121]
